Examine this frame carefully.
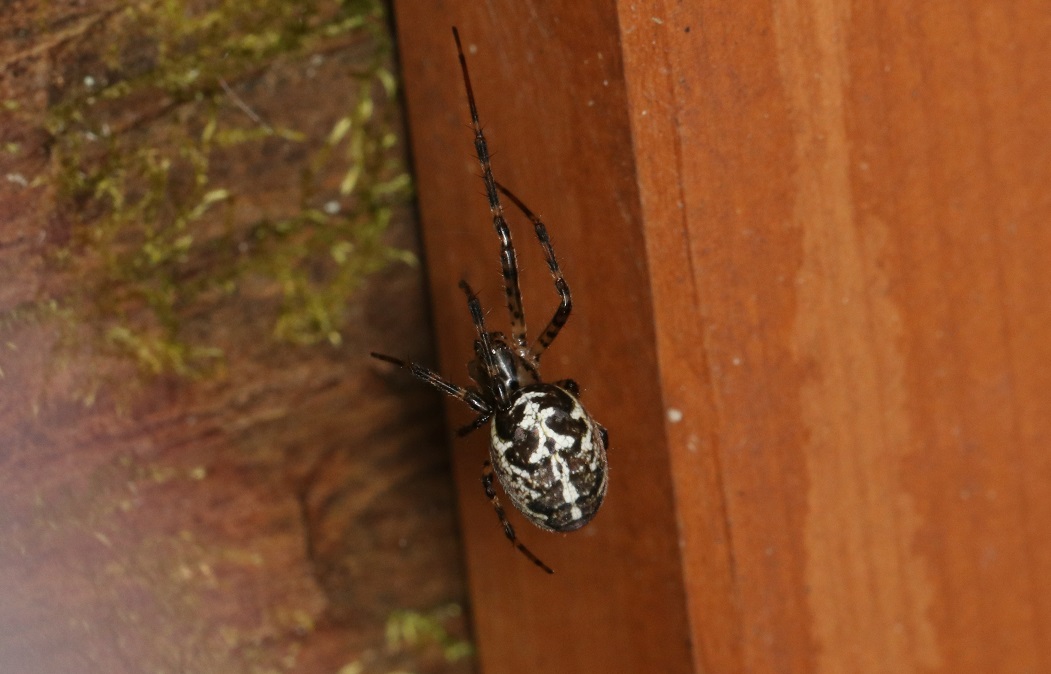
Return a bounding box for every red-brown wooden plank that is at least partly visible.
[392,3,693,674]
[625,1,1051,672]
[394,1,1051,672]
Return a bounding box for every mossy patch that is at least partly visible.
[1,0,412,397]
[385,603,474,664]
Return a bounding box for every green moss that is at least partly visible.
[2,0,412,391]
[385,603,475,663]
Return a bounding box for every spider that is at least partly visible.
[371,27,608,574]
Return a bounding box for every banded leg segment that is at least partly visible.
[370,352,490,415]
[456,413,492,437]
[482,460,554,574]
[497,183,572,360]
[458,279,510,406]
[453,27,529,354]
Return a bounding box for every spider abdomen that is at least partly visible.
[490,384,608,532]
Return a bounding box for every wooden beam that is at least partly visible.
[392,4,693,673]
[394,1,1051,672]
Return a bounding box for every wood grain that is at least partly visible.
[395,1,1051,672]
[624,0,1051,672]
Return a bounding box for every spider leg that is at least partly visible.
[482,460,554,574]
[496,183,572,361]
[457,413,491,437]
[453,28,529,355]
[493,180,571,359]
[370,352,490,415]
[458,279,509,406]
[553,378,580,396]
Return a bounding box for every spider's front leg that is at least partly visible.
[453,27,530,355]
[456,412,491,437]
[458,279,513,406]
[496,183,572,362]
[369,352,490,416]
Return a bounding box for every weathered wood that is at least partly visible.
[395,1,1051,672]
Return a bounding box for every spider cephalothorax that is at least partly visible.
[371,28,608,574]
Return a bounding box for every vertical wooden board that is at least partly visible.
[841,2,1051,671]
[391,3,693,674]
[622,0,1051,672]
[620,2,815,672]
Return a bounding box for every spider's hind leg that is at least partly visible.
[482,460,554,574]
[496,183,572,362]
